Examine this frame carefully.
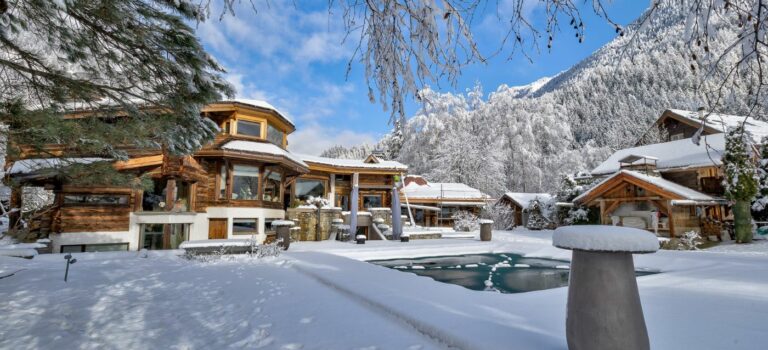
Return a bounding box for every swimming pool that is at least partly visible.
[370,253,656,294]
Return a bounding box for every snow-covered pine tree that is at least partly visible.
[723,126,758,243]
[525,199,549,230]
[1,0,232,185]
[751,137,768,220]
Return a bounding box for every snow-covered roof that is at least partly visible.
[299,154,408,171]
[591,134,725,176]
[667,109,768,141]
[221,99,294,126]
[401,182,489,201]
[7,158,111,175]
[574,170,718,203]
[502,192,553,209]
[221,140,308,168]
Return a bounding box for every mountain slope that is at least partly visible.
[323,1,753,196]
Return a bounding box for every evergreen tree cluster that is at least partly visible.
[1,0,232,185]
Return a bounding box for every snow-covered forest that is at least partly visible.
[322,2,758,196]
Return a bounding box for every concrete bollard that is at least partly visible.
[553,225,658,350]
[271,220,296,250]
[479,219,493,241]
[356,234,366,244]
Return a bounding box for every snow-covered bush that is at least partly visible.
[305,196,330,209]
[481,203,515,230]
[452,210,479,232]
[564,207,590,225]
[679,231,704,251]
[183,239,283,262]
[526,200,550,230]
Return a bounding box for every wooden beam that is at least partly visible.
[596,196,662,203]
[113,154,164,170]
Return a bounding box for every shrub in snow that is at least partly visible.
[525,200,550,230]
[305,196,330,209]
[183,239,283,262]
[452,210,479,232]
[679,231,704,250]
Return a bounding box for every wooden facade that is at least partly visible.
[575,170,727,238]
[4,100,411,250]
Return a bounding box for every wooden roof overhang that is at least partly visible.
[303,161,403,176]
[575,172,686,207]
[635,109,720,145]
[195,149,309,175]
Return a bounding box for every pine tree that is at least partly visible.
[525,199,549,230]
[723,126,758,243]
[1,0,232,184]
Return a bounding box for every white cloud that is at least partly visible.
[288,123,377,156]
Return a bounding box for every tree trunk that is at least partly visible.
[734,200,753,243]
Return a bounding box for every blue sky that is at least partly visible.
[195,0,649,155]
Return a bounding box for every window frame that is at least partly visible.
[266,123,285,147]
[294,178,327,202]
[60,242,129,253]
[235,119,263,138]
[231,164,261,201]
[262,168,283,203]
[63,193,130,206]
[232,218,259,235]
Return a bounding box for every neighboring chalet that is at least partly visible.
[577,108,767,238]
[497,192,553,227]
[400,175,490,227]
[638,109,768,144]
[4,100,407,252]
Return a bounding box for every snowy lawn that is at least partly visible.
[1,229,767,349]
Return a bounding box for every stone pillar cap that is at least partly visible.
[553,225,659,253]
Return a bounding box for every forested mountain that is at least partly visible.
[321,1,756,196]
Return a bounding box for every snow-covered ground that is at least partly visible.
[1,229,767,349]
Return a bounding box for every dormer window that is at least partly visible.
[236,120,262,138]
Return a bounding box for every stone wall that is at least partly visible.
[287,207,342,241]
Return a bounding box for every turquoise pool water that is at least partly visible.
[370,253,656,294]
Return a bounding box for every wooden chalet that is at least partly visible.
[497,192,553,227]
[399,175,490,227]
[4,99,415,253]
[577,108,758,238]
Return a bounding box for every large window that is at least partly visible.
[295,179,325,202]
[64,194,129,206]
[262,169,282,202]
[362,194,383,209]
[232,165,260,200]
[233,218,258,235]
[236,120,262,138]
[267,123,284,146]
